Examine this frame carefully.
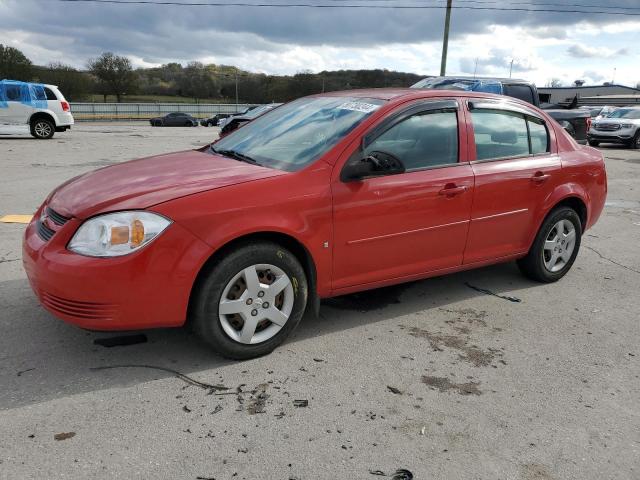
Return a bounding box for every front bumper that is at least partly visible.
[22,206,212,331]
[588,129,635,144]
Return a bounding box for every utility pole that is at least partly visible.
[439,0,453,76]
[473,57,478,79]
[509,58,514,78]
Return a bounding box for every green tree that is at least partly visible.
[0,44,33,81]
[87,52,137,102]
[34,63,91,100]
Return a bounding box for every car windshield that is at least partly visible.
[244,105,275,119]
[210,96,385,171]
[607,108,640,119]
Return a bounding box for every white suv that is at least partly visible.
[0,80,74,139]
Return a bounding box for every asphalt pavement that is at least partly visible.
[0,123,638,479]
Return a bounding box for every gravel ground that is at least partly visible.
[0,123,639,479]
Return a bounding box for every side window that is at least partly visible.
[364,110,458,171]
[503,84,535,105]
[471,109,529,161]
[5,84,22,101]
[528,117,549,154]
[44,88,58,100]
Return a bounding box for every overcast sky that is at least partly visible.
[1,0,638,87]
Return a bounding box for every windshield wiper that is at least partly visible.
[211,147,261,166]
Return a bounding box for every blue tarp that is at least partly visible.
[0,80,48,109]
[449,80,503,95]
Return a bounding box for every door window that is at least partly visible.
[364,110,458,171]
[471,110,529,160]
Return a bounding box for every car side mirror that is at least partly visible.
[341,151,405,182]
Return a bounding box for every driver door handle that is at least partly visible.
[438,184,468,197]
[531,171,551,183]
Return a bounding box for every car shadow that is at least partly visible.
[0,261,538,410]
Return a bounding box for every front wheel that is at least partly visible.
[191,242,308,359]
[517,206,582,283]
[630,132,640,149]
[30,118,55,139]
[587,140,600,147]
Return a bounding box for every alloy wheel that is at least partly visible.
[34,121,52,138]
[542,219,576,273]
[218,264,294,344]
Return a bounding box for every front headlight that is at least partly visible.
[68,211,171,257]
[621,124,634,129]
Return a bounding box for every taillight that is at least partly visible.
[60,101,70,112]
[586,117,592,130]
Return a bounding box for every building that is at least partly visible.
[538,84,640,105]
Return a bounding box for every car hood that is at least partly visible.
[48,149,286,219]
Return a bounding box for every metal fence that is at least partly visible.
[69,103,257,121]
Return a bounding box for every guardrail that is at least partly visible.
[69,103,258,121]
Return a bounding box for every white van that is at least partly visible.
[0,80,74,139]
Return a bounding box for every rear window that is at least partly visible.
[44,87,58,100]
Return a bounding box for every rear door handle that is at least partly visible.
[438,185,468,197]
[531,172,550,183]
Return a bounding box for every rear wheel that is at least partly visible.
[191,242,308,359]
[30,118,55,139]
[517,206,581,283]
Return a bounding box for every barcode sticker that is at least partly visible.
[336,102,380,113]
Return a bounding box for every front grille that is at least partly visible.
[41,292,118,321]
[595,123,621,131]
[46,207,70,226]
[37,220,55,241]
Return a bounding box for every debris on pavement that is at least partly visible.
[53,432,76,441]
[464,282,522,303]
[90,364,229,392]
[246,383,269,415]
[369,469,414,479]
[386,386,402,395]
[16,368,35,377]
[293,399,309,408]
[422,375,482,396]
[93,334,148,348]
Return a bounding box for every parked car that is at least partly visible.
[23,89,607,359]
[200,113,231,127]
[219,104,282,136]
[588,106,640,148]
[583,105,617,120]
[411,76,591,144]
[0,79,73,139]
[149,112,198,127]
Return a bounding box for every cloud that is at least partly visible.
[567,44,628,58]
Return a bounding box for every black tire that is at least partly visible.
[630,131,640,150]
[30,118,55,139]
[191,242,308,359]
[588,140,600,147]
[517,206,582,283]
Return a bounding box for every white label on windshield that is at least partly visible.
[336,102,380,113]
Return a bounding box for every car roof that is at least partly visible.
[315,87,533,106]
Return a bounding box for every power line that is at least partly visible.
[323,0,640,10]
[55,0,640,15]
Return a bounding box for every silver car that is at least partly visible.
[588,107,640,148]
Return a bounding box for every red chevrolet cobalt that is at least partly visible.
[23,89,607,359]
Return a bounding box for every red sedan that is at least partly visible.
[23,89,607,359]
